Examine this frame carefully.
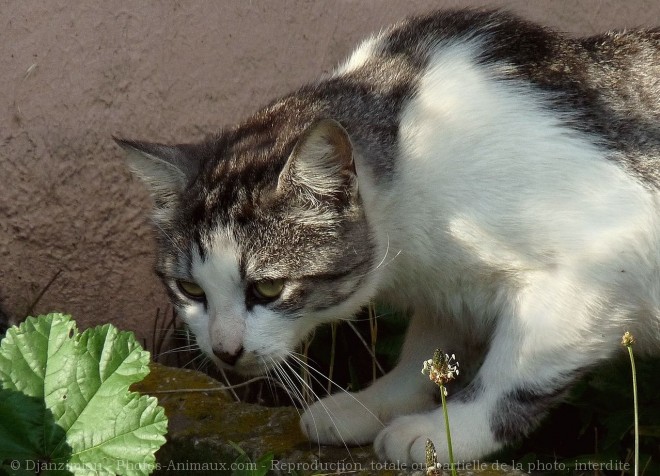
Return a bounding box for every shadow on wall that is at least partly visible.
[0,304,9,336]
[0,270,63,337]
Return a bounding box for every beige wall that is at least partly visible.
[2,0,659,343]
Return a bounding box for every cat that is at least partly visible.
[118,8,660,465]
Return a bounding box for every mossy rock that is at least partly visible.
[132,363,528,475]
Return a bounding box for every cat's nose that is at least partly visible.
[213,346,244,366]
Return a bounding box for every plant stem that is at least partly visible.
[627,345,639,476]
[439,384,457,476]
[369,302,378,383]
[327,322,337,394]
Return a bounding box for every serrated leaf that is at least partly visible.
[0,313,167,476]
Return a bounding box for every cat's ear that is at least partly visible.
[278,119,358,205]
[115,138,199,210]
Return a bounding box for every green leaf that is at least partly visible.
[0,313,167,476]
[0,389,67,461]
[228,441,273,476]
[252,452,275,476]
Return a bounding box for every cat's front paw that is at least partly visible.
[373,413,434,464]
[374,406,501,464]
[300,392,384,445]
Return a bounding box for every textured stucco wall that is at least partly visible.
[2,0,659,343]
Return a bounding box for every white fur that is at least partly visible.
[332,34,384,76]
[301,39,660,463]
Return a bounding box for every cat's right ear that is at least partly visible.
[277,119,358,206]
[115,138,198,211]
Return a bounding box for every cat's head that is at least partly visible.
[118,118,379,375]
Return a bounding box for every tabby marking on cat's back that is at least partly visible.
[119,8,659,465]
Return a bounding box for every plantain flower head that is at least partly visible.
[622,331,635,347]
[422,349,459,393]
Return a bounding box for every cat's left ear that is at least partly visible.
[277,119,358,205]
[115,138,200,210]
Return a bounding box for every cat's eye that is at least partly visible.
[177,280,206,300]
[252,279,285,301]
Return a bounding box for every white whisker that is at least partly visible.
[177,349,208,370]
[276,360,322,450]
[261,359,278,403]
[155,344,200,357]
[374,233,391,270]
[217,366,241,402]
[289,353,384,428]
[147,375,275,394]
[281,358,356,462]
[357,233,402,279]
[268,358,305,415]
[344,321,386,376]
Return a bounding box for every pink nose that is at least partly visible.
[213,346,244,366]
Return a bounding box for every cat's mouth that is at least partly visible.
[210,350,278,377]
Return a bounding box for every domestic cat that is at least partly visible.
[118,9,660,464]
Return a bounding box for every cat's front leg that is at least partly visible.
[300,311,443,445]
[375,279,615,464]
